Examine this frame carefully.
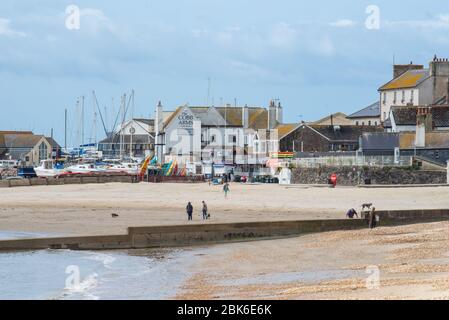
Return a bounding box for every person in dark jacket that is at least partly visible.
[346,208,358,219]
[186,202,193,221]
[369,207,377,229]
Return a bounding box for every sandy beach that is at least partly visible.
[176,221,449,300]
[1,182,449,299]
[1,182,449,236]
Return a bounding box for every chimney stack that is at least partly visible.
[155,101,163,134]
[268,100,277,129]
[430,55,449,77]
[242,104,249,129]
[393,62,423,79]
[415,106,432,148]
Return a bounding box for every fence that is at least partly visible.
[293,155,413,168]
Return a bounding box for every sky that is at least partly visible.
[1,0,449,147]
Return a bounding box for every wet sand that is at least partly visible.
[175,221,449,300]
[1,182,449,236]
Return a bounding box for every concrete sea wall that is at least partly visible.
[292,166,447,186]
[0,175,137,188]
[1,209,449,251]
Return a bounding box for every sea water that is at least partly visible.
[0,232,197,300]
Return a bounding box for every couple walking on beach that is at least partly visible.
[186,201,209,221]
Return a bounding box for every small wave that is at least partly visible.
[83,252,117,269]
[60,272,99,300]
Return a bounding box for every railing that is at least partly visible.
[293,155,413,168]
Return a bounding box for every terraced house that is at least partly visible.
[379,55,449,122]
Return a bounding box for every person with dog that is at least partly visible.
[186,202,193,221]
[202,201,209,220]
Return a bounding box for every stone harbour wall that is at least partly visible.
[292,166,447,186]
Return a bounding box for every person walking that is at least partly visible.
[186,202,193,221]
[223,182,230,199]
[202,201,208,220]
[369,207,377,229]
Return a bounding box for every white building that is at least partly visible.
[378,56,449,122]
[98,118,155,158]
[154,101,283,174]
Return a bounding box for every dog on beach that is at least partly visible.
[361,203,372,210]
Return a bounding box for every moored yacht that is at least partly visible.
[34,160,66,177]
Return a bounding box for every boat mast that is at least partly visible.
[130,89,135,159]
[81,95,85,148]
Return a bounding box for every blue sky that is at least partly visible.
[1,0,449,146]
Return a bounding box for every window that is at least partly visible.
[368,121,371,126]
[411,90,414,103]
[38,142,48,161]
[383,92,386,105]
[211,135,216,143]
[228,135,236,143]
[401,90,405,103]
[393,91,397,104]
[355,121,359,126]
[362,122,365,126]
[374,121,378,126]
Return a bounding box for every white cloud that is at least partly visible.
[330,19,357,28]
[0,18,26,37]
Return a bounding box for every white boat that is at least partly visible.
[34,160,66,177]
[66,163,101,174]
[107,162,139,175]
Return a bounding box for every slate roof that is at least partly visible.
[361,132,399,150]
[347,102,381,118]
[307,125,383,142]
[99,134,154,144]
[391,105,449,127]
[163,106,270,130]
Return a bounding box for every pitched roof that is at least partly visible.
[379,69,429,91]
[347,102,380,118]
[3,134,44,148]
[163,106,269,129]
[311,112,352,126]
[0,131,33,148]
[361,132,399,150]
[307,125,383,142]
[134,118,154,126]
[391,105,449,127]
[399,132,449,149]
[275,123,301,139]
[99,134,154,144]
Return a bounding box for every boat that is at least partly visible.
[106,162,139,175]
[34,160,66,177]
[65,163,101,174]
